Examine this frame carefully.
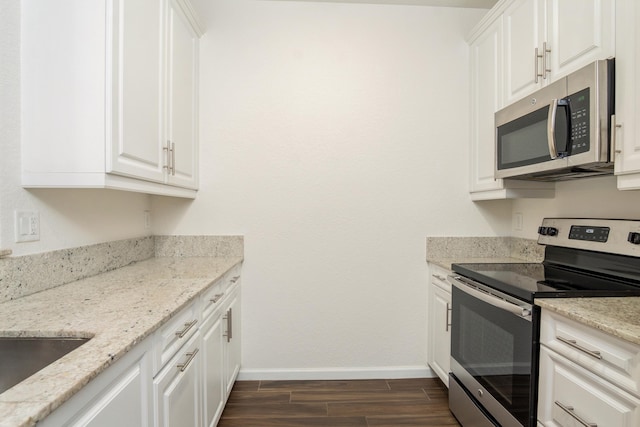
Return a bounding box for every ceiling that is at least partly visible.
[264,0,499,7]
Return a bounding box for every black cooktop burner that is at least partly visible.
[452,246,640,303]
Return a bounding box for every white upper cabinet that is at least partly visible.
[468,1,555,200]
[467,0,614,200]
[166,0,200,189]
[546,0,615,83]
[614,0,640,188]
[107,0,165,184]
[21,0,204,198]
[503,0,544,105]
[504,0,614,105]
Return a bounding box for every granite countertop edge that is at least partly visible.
[0,255,244,427]
[535,297,640,346]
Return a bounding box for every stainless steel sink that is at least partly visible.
[0,337,90,394]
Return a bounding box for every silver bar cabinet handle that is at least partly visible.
[176,348,199,372]
[535,47,541,83]
[542,41,551,79]
[432,274,447,282]
[611,114,622,154]
[171,142,176,175]
[210,293,224,304]
[445,302,452,332]
[175,319,198,338]
[224,308,233,342]
[163,141,171,172]
[555,401,597,427]
[547,99,559,159]
[556,336,602,359]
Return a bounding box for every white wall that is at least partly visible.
[152,0,510,376]
[511,176,640,239]
[0,1,151,256]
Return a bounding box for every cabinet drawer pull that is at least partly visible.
[556,336,602,359]
[223,308,233,342]
[432,274,447,282]
[176,348,199,372]
[230,276,240,284]
[555,401,597,427]
[210,293,224,303]
[175,320,198,338]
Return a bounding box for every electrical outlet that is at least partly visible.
[15,210,40,242]
[144,211,151,230]
[514,212,523,231]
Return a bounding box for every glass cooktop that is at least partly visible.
[452,247,640,303]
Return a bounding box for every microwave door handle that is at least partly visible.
[547,99,559,159]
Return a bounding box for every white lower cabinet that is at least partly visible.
[202,309,225,427]
[427,263,452,387]
[538,309,640,427]
[154,331,202,427]
[38,338,153,427]
[223,288,242,396]
[39,267,242,427]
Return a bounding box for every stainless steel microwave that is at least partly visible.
[495,59,615,181]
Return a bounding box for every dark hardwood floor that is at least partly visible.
[218,378,460,427]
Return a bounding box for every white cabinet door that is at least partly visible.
[166,0,199,190]
[470,16,504,195]
[430,283,451,387]
[546,0,615,82]
[107,0,165,183]
[427,264,451,387]
[503,0,545,105]
[538,346,640,427]
[467,6,555,200]
[154,332,202,427]
[223,289,242,396]
[38,338,153,427]
[68,356,151,427]
[202,311,225,427]
[614,0,640,188]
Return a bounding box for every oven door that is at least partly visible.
[448,275,537,427]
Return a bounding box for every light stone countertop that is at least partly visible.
[0,256,243,427]
[536,297,640,346]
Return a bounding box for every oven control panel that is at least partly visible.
[568,225,610,242]
[538,218,640,256]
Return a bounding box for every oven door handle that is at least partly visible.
[448,275,532,321]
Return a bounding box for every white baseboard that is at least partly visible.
[237,365,435,381]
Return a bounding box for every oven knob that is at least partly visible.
[538,227,548,236]
[546,227,558,237]
[628,232,640,245]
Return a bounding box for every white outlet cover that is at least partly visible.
[15,210,40,243]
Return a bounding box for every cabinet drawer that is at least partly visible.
[538,346,640,427]
[201,266,241,321]
[540,310,640,397]
[153,301,199,375]
[429,264,451,292]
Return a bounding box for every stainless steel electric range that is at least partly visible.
[447,218,640,427]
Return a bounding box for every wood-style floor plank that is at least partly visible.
[291,390,428,404]
[218,416,368,427]
[327,400,441,417]
[219,378,460,427]
[259,379,390,391]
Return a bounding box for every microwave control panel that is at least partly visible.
[568,88,590,154]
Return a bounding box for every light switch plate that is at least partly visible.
[15,210,40,242]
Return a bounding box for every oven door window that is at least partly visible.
[451,286,533,426]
